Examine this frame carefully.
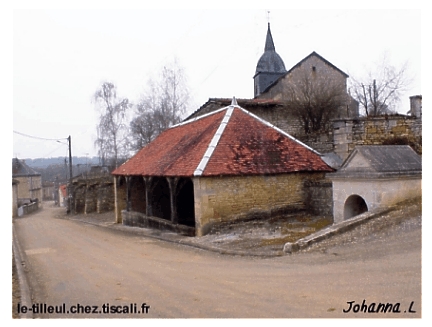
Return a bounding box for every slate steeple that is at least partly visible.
[264,23,275,52]
[253,23,287,98]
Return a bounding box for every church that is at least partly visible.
[187,23,359,154]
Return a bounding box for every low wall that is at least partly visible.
[122,210,195,236]
[18,201,39,216]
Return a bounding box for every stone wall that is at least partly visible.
[193,172,326,235]
[97,182,115,213]
[72,177,115,215]
[304,179,333,217]
[333,116,422,161]
[121,210,195,236]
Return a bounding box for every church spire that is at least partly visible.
[264,23,275,52]
[254,22,287,97]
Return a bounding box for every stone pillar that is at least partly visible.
[333,120,352,162]
[409,95,422,118]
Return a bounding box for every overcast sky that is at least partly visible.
[12,7,422,160]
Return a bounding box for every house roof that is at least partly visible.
[112,100,333,177]
[329,145,422,179]
[12,158,41,177]
[260,51,349,95]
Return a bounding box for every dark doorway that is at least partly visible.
[150,178,171,220]
[344,195,368,220]
[130,177,146,213]
[176,178,195,227]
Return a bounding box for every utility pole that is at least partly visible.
[68,135,74,214]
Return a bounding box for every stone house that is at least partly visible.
[12,158,42,203]
[328,145,422,223]
[112,100,334,236]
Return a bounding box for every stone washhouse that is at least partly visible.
[328,145,422,223]
[112,99,334,236]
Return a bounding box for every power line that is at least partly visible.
[13,130,68,142]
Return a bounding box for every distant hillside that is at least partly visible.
[20,156,100,168]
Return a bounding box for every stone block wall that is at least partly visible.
[304,179,333,217]
[121,210,195,236]
[72,177,115,215]
[84,184,98,214]
[193,172,326,235]
[333,116,422,161]
[97,182,115,213]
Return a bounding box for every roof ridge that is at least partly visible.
[235,106,322,156]
[171,104,231,129]
[193,105,235,176]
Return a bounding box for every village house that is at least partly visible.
[112,99,334,236]
[12,158,42,203]
[12,158,42,215]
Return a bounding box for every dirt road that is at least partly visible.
[13,203,421,318]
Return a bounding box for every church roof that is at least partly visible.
[254,23,286,75]
[112,100,333,177]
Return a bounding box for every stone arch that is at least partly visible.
[344,194,368,220]
[176,178,195,227]
[150,177,171,220]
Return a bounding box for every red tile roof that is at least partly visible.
[112,104,333,177]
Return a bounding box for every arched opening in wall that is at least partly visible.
[130,176,146,213]
[344,194,368,220]
[176,178,195,227]
[150,178,171,220]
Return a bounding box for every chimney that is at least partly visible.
[409,95,422,118]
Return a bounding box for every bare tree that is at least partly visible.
[93,82,131,168]
[349,54,412,116]
[285,71,347,134]
[130,60,190,151]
